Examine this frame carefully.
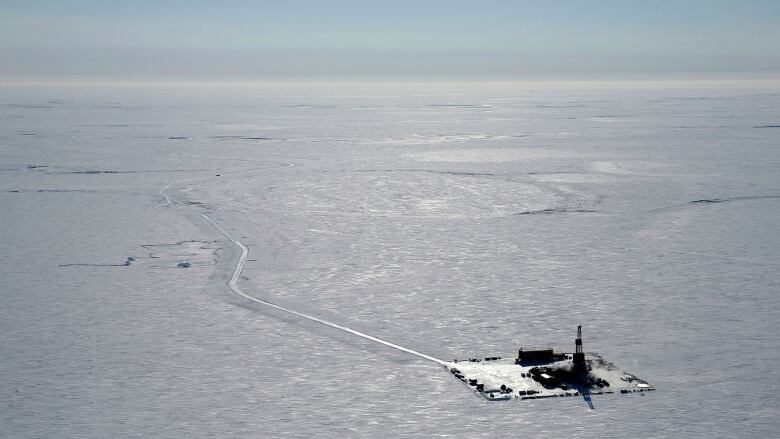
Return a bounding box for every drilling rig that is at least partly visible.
[573,325,586,371]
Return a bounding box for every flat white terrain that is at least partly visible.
[1,81,779,437]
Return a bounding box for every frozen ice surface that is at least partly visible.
[1,81,779,437]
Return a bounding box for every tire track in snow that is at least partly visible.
[199,212,447,365]
[158,181,175,206]
[160,164,447,364]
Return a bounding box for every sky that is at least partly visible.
[1,0,779,79]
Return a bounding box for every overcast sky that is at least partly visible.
[2,0,779,79]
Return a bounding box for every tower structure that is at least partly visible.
[573,325,585,368]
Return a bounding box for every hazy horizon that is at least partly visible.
[3,1,780,80]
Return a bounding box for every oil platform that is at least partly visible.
[445,326,654,401]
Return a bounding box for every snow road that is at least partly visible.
[199,212,448,365]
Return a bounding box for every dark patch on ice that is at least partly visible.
[59,263,130,267]
[27,165,136,174]
[79,124,133,127]
[5,189,104,193]
[429,170,495,177]
[304,137,355,143]
[36,189,104,193]
[61,242,216,269]
[19,133,37,136]
[60,257,134,267]
[6,188,142,196]
[72,170,131,174]
[754,125,780,128]
[355,168,495,177]
[690,199,725,204]
[426,104,491,108]
[107,105,142,110]
[689,195,780,205]
[668,97,714,101]
[349,104,411,109]
[655,195,780,211]
[45,168,206,175]
[140,240,218,250]
[515,208,597,215]
[211,135,283,141]
[674,125,729,129]
[282,104,338,109]
[2,103,53,109]
[168,136,188,140]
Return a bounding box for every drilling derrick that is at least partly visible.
[573,325,586,369]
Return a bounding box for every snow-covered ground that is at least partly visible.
[1,81,779,437]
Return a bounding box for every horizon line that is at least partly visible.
[3,76,780,89]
